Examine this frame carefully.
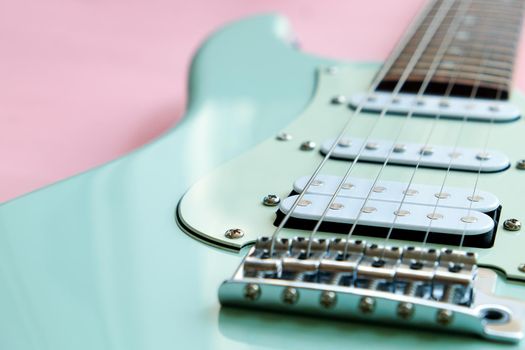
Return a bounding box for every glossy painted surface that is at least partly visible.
[0,14,524,350]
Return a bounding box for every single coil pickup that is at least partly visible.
[320,138,510,173]
[293,175,500,212]
[275,195,501,248]
[348,92,521,122]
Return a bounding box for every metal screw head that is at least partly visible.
[359,296,375,314]
[244,283,261,301]
[282,287,299,305]
[436,309,454,326]
[503,218,521,231]
[300,141,316,151]
[397,302,415,320]
[331,95,347,105]
[276,132,292,141]
[516,159,525,170]
[320,291,337,309]
[518,264,525,273]
[326,66,339,75]
[224,228,244,239]
[262,194,281,206]
[476,152,491,161]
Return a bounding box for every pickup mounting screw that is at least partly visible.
[282,287,299,305]
[276,132,292,141]
[331,95,347,105]
[225,228,244,239]
[397,302,414,320]
[359,296,375,314]
[300,141,316,151]
[517,159,525,170]
[518,264,525,273]
[436,309,454,326]
[262,194,281,206]
[320,291,337,309]
[244,284,261,301]
[503,218,521,231]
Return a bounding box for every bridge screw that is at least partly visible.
[320,291,337,309]
[436,309,454,326]
[397,302,415,320]
[282,287,299,305]
[516,159,525,170]
[331,95,347,105]
[276,132,292,141]
[244,284,261,301]
[503,218,521,231]
[518,264,525,273]
[359,296,375,314]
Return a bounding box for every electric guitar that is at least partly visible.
[2,0,525,348]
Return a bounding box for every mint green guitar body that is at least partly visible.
[1,15,524,349]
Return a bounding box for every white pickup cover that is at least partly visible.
[293,175,500,212]
[321,138,510,172]
[349,92,521,122]
[280,194,495,236]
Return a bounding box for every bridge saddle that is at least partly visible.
[219,237,525,343]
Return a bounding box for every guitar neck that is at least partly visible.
[377,0,525,100]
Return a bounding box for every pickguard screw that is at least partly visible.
[518,264,525,273]
[276,132,292,141]
[359,296,375,314]
[282,287,299,305]
[244,284,261,301]
[262,194,281,206]
[397,302,414,320]
[224,228,244,239]
[300,141,316,151]
[320,291,337,309]
[503,218,521,231]
[436,309,454,326]
[517,159,525,170]
[331,95,347,105]
[326,66,339,75]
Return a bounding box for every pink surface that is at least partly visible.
[1,0,525,202]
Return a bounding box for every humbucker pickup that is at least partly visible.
[275,176,501,248]
[349,92,521,122]
[219,237,525,343]
[320,138,510,173]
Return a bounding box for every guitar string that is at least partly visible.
[268,0,438,255]
[457,2,525,250]
[376,0,474,259]
[417,5,524,255]
[301,0,463,256]
[343,3,468,256]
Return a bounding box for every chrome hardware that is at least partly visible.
[331,95,347,105]
[519,264,525,273]
[262,194,281,207]
[503,218,521,231]
[517,159,525,170]
[300,141,316,151]
[224,228,245,239]
[276,132,292,141]
[219,238,525,342]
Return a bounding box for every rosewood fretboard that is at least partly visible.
[377,0,525,100]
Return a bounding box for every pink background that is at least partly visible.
[2,0,525,202]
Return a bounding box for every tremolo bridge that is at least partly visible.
[219,237,525,343]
